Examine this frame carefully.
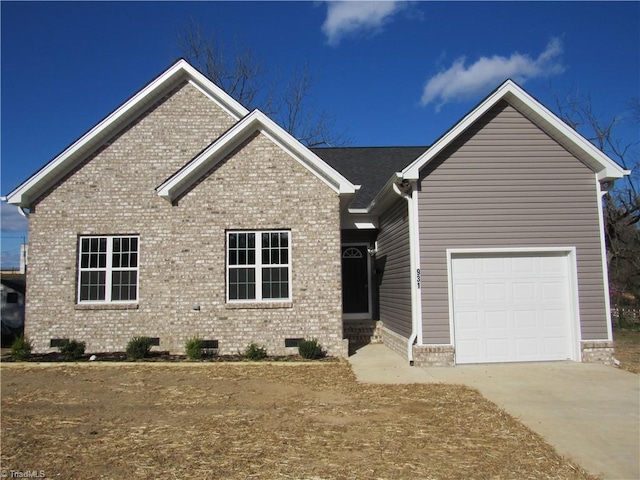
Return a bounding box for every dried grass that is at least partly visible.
[613,330,640,374]
[1,363,597,479]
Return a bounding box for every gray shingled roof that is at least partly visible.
[311,147,428,209]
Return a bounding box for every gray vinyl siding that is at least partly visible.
[377,198,412,337]
[418,100,608,344]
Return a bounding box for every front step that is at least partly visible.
[343,320,382,354]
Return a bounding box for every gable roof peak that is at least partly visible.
[6,59,249,208]
[402,79,628,183]
[157,108,356,201]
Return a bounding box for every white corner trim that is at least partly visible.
[446,246,582,363]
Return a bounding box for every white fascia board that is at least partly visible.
[6,59,249,208]
[157,110,357,201]
[402,80,628,182]
[254,111,356,195]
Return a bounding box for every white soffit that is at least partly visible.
[402,80,628,183]
[6,59,249,208]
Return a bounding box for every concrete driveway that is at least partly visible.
[349,344,640,480]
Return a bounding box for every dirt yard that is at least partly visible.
[613,329,640,374]
[1,362,596,480]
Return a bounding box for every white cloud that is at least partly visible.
[322,1,407,46]
[1,202,28,233]
[421,38,565,110]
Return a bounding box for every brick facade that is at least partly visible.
[26,81,345,356]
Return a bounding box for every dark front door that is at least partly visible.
[342,245,369,314]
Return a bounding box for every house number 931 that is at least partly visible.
[416,268,421,289]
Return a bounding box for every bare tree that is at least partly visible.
[555,89,640,305]
[177,20,349,147]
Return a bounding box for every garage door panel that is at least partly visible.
[486,338,509,357]
[455,283,479,302]
[513,282,536,301]
[514,337,539,357]
[484,283,507,301]
[512,257,535,273]
[452,252,574,364]
[482,257,507,274]
[485,311,508,329]
[513,310,536,328]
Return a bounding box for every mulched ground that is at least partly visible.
[0,350,337,363]
[1,362,597,480]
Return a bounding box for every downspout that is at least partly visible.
[392,180,421,365]
[596,176,614,348]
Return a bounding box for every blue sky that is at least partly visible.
[1,1,639,268]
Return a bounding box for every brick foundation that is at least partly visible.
[581,341,614,365]
[412,345,456,367]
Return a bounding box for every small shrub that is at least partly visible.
[59,339,86,361]
[10,335,32,361]
[126,336,152,360]
[185,337,204,360]
[298,338,325,360]
[244,342,267,361]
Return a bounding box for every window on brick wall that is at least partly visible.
[77,235,139,303]
[227,230,291,302]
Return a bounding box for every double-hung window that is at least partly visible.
[77,235,139,303]
[227,230,291,302]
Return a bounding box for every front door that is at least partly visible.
[342,245,370,316]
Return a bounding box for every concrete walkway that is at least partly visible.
[349,343,640,480]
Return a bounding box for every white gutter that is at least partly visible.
[392,180,423,365]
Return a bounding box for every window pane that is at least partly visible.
[280,232,288,247]
[112,271,137,301]
[229,268,255,300]
[98,252,106,269]
[80,271,106,301]
[262,267,288,299]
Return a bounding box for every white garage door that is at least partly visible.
[452,252,574,364]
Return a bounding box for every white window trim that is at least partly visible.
[226,230,292,303]
[77,235,140,304]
